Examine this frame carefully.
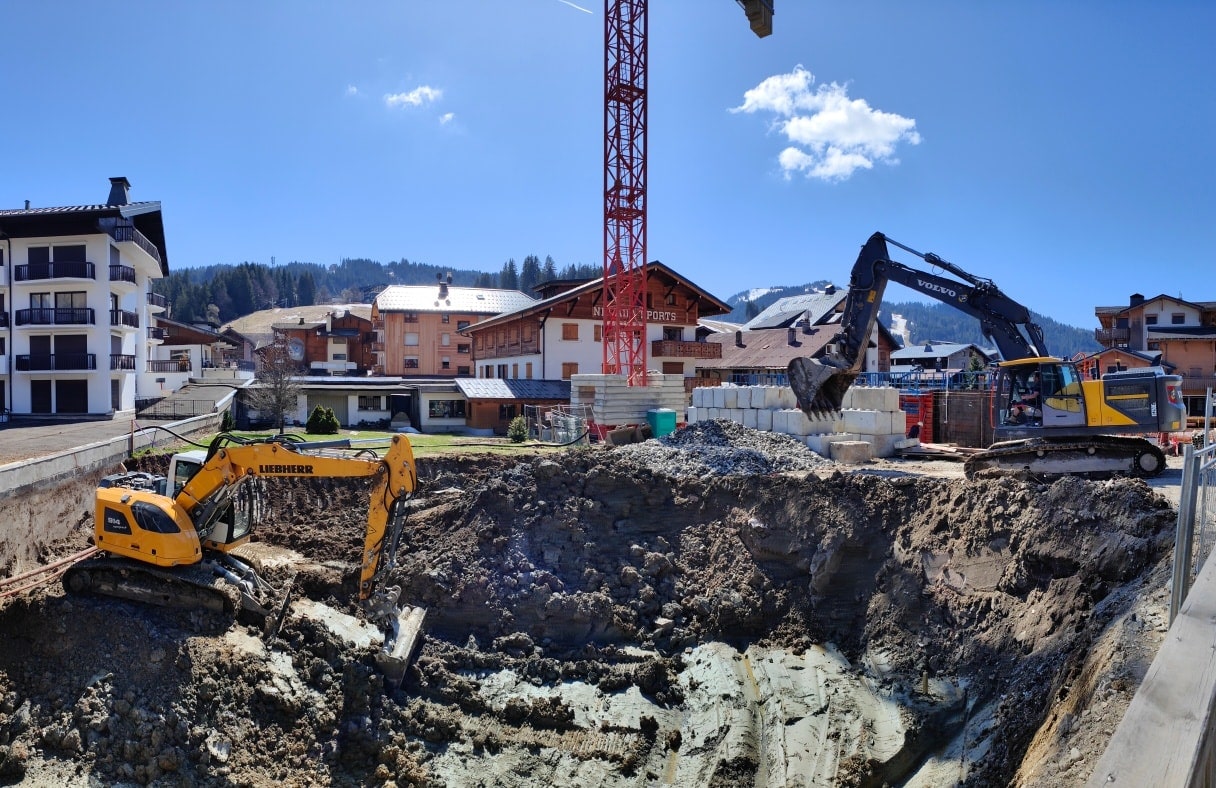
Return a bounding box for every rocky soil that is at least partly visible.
[0,421,1185,786]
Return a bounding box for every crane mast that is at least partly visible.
[601,1,772,385]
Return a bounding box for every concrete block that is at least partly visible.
[871,433,907,458]
[894,437,920,450]
[756,409,773,432]
[806,411,844,435]
[686,406,698,425]
[722,387,738,408]
[830,440,873,464]
[772,410,789,435]
[690,389,705,408]
[804,434,835,455]
[729,409,744,425]
[742,408,758,429]
[712,387,726,408]
[843,409,883,435]
[781,409,811,437]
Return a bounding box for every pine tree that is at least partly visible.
[298,272,316,306]
[520,254,541,294]
[500,259,519,290]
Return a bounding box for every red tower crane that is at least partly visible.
[601,1,772,384]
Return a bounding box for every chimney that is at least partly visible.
[735,330,743,347]
[788,327,797,345]
[1130,293,1145,307]
[825,284,837,295]
[24,200,30,210]
[107,177,131,206]
[438,273,449,300]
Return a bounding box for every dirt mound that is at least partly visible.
[0,424,1181,785]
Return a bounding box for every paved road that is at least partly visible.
[0,417,184,466]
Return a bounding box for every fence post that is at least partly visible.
[1171,443,1200,623]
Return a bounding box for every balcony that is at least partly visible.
[108,223,162,266]
[147,325,166,341]
[1095,327,1130,346]
[109,264,137,286]
[651,339,722,359]
[16,353,97,371]
[16,307,95,326]
[147,359,191,373]
[147,291,169,313]
[372,341,385,352]
[15,261,95,281]
[110,354,136,371]
[111,309,140,329]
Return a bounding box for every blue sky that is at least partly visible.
[2,1,1212,330]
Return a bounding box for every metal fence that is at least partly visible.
[1171,387,1216,623]
[523,403,592,445]
[135,398,221,420]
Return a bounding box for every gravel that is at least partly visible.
[611,419,835,479]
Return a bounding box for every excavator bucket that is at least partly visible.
[788,356,857,417]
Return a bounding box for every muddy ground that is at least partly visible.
[0,422,1185,786]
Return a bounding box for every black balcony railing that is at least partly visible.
[109,264,137,284]
[108,224,163,265]
[110,309,140,328]
[15,261,95,281]
[110,354,136,371]
[1095,327,1130,345]
[147,359,191,373]
[147,326,166,340]
[147,291,169,310]
[15,307,95,326]
[16,353,97,371]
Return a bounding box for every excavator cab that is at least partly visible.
[994,359,1087,438]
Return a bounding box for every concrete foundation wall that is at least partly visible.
[689,384,905,461]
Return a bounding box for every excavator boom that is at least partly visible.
[789,232,1047,415]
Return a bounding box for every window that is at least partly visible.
[663,326,683,341]
[428,400,466,418]
[1172,313,1186,325]
[404,332,419,346]
[662,362,683,375]
[358,395,384,411]
[457,366,471,376]
[457,343,470,355]
[333,354,347,361]
[1145,315,1158,325]
[1147,341,1160,351]
[457,320,471,330]
[403,312,419,323]
[561,362,578,380]
[403,356,419,369]
[441,333,451,346]
[441,357,451,370]
[562,323,579,341]
[594,324,602,342]
[665,293,677,306]
[497,364,508,378]
[441,313,450,324]
[498,404,517,421]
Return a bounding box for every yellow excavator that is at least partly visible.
[788,232,1187,477]
[63,432,420,679]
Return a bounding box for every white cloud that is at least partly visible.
[733,65,920,182]
[384,85,443,109]
[439,112,455,125]
[346,85,359,97]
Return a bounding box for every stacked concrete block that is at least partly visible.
[686,382,905,461]
[571,373,687,426]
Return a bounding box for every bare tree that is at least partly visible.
[247,332,302,434]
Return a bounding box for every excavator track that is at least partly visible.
[963,435,1166,480]
[62,556,242,615]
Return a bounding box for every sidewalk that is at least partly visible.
[0,417,180,466]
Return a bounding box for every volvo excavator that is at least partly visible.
[63,432,421,681]
[788,232,1187,478]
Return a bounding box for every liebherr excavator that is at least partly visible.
[788,232,1187,478]
[63,432,421,679]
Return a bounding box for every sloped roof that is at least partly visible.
[1147,325,1216,340]
[0,199,169,275]
[1095,294,1216,316]
[743,290,844,330]
[375,286,535,315]
[222,304,372,349]
[466,261,732,333]
[454,378,571,401]
[891,341,979,360]
[697,327,845,371]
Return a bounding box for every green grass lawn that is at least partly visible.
[140,427,565,459]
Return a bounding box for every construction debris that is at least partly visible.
[0,421,1182,786]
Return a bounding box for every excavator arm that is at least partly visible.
[176,434,417,601]
[789,232,1048,415]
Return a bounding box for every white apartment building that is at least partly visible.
[0,177,170,417]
